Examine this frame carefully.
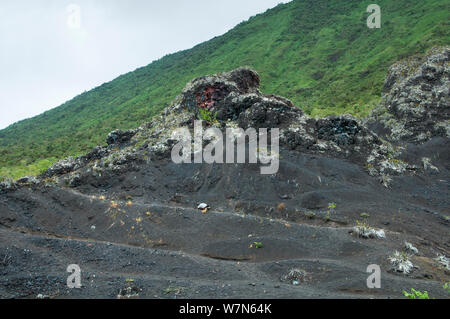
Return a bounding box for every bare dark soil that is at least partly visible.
[0,139,449,299]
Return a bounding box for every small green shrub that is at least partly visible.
[305,211,316,219]
[326,203,336,221]
[251,242,263,249]
[198,108,219,125]
[402,288,430,299]
[444,282,450,293]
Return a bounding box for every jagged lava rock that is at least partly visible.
[367,46,450,143]
[26,57,448,188]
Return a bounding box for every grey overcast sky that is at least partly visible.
[0,0,290,130]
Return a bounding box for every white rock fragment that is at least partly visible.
[404,242,419,254]
[197,203,209,210]
[197,203,210,214]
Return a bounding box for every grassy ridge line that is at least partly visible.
[0,0,449,179]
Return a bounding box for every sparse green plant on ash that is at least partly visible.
[402,288,430,299]
[164,286,184,295]
[325,203,336,221]
[435,255,449,270]
[250,241,263,249]
[353,220,386,239]
[389,251,413,273]
[281,268,308,286]
[305,211,316,219]
[443,282,450,293]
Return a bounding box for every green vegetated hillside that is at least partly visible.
[1,0,449,179]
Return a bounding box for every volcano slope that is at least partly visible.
[0,47,449,299]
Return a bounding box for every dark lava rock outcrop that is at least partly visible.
[36,67,418,184]
[3,50,445,192]
[366,46,449,143]
[106,129,137,146]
